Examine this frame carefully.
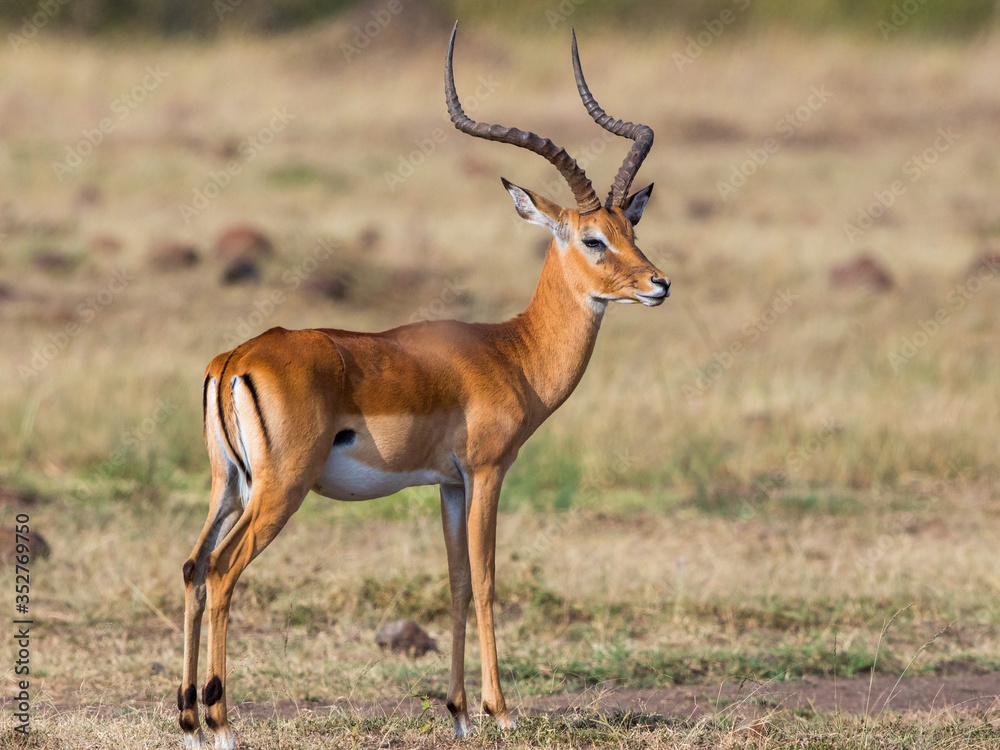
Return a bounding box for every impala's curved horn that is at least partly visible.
[446,23,602,213]
[571,29,654,209]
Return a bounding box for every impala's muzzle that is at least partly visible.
[636,276,670,306]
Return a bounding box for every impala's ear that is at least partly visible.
[622,183,653,226]
[502,177,565,236]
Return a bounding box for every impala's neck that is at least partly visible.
[510,243,604,415]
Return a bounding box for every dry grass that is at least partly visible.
[7,492,1000,746]
[1,14,999,749]
[16,706,1000,750]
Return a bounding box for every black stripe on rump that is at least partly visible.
[201,374,211,433]
[240,372,271,451]
[216,351,249,480]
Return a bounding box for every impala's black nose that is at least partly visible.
[651,277,671,298]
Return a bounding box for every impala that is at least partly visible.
[178,24,669,749]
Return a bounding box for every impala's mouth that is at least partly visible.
[636,282,670,306]
[635,292,667,307]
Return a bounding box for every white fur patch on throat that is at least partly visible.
[587,296,608,315]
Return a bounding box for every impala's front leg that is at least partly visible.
[467,468,516,729]
[440,483,474,736]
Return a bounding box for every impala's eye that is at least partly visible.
[582,238,605,250]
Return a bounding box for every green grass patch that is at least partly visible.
[502,436,584,511]
[498,640,886,694]
[265,163,350,192]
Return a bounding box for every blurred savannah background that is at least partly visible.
[2,0,1000,747]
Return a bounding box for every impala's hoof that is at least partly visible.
[496,714,516,730]
[183,728,206,749]
[453,715,474,738]
[213,726,235,750]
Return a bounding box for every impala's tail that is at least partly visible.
[203,349,271,508]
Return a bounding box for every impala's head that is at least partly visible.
[446,23,669,311]
[501,178,669,308]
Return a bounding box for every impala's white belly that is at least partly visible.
[314,449,451,501]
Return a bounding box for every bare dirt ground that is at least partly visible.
[242,673,1000,721]
[55,672,996,725]
[523,672,1000,717]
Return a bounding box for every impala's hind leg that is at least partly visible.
[183,332,343,748]
[179,473,241,749]
[201,478,309,750]
[180,375,245,749]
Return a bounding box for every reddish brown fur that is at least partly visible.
[178,195,667,746]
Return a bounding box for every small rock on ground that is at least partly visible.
[375,620,437,656]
